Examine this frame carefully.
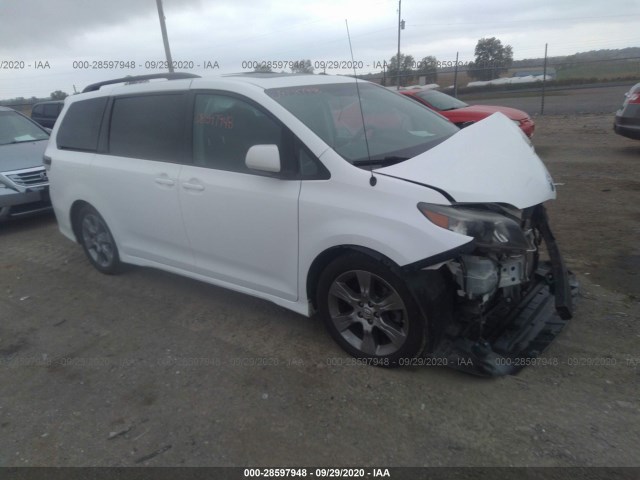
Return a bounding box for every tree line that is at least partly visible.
[385,37,514,86]
[252,37,514,86]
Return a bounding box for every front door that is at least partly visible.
[178,93,301,300]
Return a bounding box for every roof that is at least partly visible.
[197,72,358,89]
[82,72,200,92]
[80,72,361,96]
[33,100,65,105]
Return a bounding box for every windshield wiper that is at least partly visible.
[352,156,409,167]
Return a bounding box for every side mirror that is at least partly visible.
[245,145,281,173]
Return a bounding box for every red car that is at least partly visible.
[400,88,535,138]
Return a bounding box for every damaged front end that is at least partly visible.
[416,202,578,376]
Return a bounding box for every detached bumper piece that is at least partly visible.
[433,264,578,376]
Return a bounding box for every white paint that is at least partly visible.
[376,112,556,209]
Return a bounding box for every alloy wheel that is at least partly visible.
[327,269,409,356]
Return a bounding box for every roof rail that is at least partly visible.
[82,72,201,93]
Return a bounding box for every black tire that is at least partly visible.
[316,252,428,366]
[77,205,121,274]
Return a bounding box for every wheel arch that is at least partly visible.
[306,245,401,311]
[70,199,92,242]
[306,243,455,355]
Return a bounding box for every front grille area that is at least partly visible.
[6,167,48,187]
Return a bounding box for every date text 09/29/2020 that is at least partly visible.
[243,468,391,478]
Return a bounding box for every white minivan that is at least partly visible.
[46,72,575,375]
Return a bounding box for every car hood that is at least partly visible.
[375,113,556,209]
[454,104,530,120]
[0,139,49,172]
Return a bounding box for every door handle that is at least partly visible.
[182,182,205,192]
[154,177,175,186]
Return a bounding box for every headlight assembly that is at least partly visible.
[418,203,532,252]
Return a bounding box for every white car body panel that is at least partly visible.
[49,150,97,241]
[376,113,556,209]
[298,149,471,276]
[89,155,194,270]
[177,166,301,301]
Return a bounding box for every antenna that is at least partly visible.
[345,19,376,187]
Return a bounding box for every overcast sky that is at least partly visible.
[1,0,639,99]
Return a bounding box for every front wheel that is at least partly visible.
[316,252,428,366]
[77,205,121,274]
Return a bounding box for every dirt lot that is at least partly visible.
[0,113,639,468]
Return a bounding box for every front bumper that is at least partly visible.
[614,118,640,140]
[0,185,51,220]
[425,205,577,376]
[432,264,578,376]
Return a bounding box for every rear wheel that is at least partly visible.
[77,205,121,274]
[317,252,427,366]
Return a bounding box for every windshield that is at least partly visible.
[0,111,49,145]
[266,82,458,166]
[415,90,468,111]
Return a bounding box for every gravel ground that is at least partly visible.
[0,113,638,467]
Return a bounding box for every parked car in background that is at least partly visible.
[0,107,51,221]
[46,72,574,375]
[31,100,64,128]
[613,82,640,140]
[400,88,535,138]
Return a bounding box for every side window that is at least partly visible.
[32,104,43,116]
[43,104,58,117]
[57,97,108,152]
[297,139,330,180]
[193,94,284,174]
[109,94,186,162]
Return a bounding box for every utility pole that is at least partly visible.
[396,0,401,90]
[156,0,174,73]
[541,43,548,115]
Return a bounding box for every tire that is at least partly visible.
[316,252,428,366]
[77,205,121,274]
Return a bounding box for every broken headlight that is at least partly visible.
[418,203,531,252]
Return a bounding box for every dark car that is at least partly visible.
[0,107,52,221]
[614,83,640,140]
[31,100,64,128]
[400,88,535,138]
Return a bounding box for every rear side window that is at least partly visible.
[43,104,59,117]
[57,98,108,152]
[109,94,187,162]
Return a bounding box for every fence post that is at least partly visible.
[541,43,548,115]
